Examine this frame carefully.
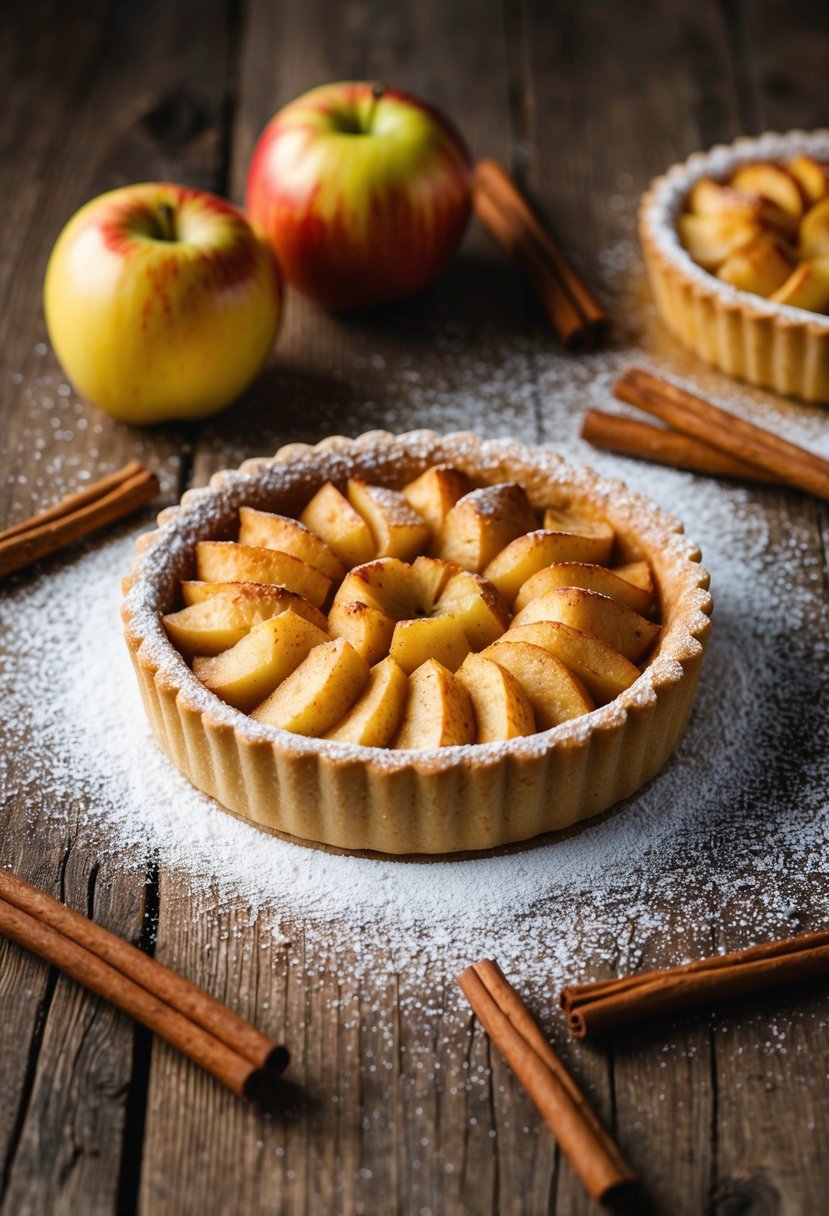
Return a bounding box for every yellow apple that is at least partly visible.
[43,183,282,424]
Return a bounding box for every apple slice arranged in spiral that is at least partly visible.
[251,637,369,736]
[731,163,804,226]
[789,156,829,208]
[716,234,795,297]
[514,562,654,616]
[347,478,431,560]
[238,507,346,580]
[506,620,641,704]
[437,483,537,572]
[770,259,829,313]
[455,652,535,743]
[677,214,762,270]
[480,641,594,729]
[484,523,615,605]
[326,656,409,747]
[299,481,375,568]
[390,613,471,674]
[512,587,660,663]
[196,541,331,607]
[402,463,474,536]
[394,659,475,749]
[327,599,394,666]
[192,610,328,711]
[163,583,326,655]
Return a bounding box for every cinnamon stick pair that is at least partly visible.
[472,159,609,351]
[0,459,159,578]
[458,959,636,1205]
[0,868,288,1100]
[561,930,829,1040]
[583,367,829,500]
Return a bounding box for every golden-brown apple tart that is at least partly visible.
[122,430,711,856]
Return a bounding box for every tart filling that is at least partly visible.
[640,130,829,403]
[122,430,712,856]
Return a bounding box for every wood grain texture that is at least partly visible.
[2,2,829,1214]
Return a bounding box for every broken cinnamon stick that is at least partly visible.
[581,409,784,484]
[614,367,829,502]
[561,930,829,1039]
[458,959,636,1204]
[472,159,610,351]
[0,463,159,578]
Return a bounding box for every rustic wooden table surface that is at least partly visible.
[2,2,829,1214]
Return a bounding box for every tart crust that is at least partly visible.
[121,430,712,857]
[640,130,829,403]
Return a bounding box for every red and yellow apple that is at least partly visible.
[246,81,472,310]
[43,183,282,424]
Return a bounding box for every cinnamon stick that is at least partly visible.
[561,930,829,1039]
[458,959,636,1204]
[0,460,145,542]
[614,367,829,502]
[0,464,159,578]
[581,409,784,484]
[0,868,287,1076]
[472,159,610,351]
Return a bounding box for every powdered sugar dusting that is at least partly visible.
[3,231,829,1002]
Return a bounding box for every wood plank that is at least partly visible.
[0,1,231,1211]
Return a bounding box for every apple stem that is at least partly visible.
[366,81,386,133]
[155,202,177,242]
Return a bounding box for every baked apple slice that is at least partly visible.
[328,599,395,666]
[770,260,829,313]
[799,198,829,259]
[506,620,641,703]
[789,155,829,207]
[192,611,328,711]
[731,163,804,226]
[251,637,369,736]
[677,213,762,270]
[238,507,346,580]
[512,587,660,662]
[687,177,763,220]
[394,659,475,749]
[433,569,510,649]
[332,558,421,619]
[299,481,375,567]
[716,234,795,297]
[163,584,325,656]
[390,613,471,675]
[612,561,655,597]
[480,640,594,728]
[455,652,535,743]
[347,478,431,560]
[437,483,537,572]
[402,464,474,535]
[514,562,655,616]
[484,527,616,604]
[196,541,331,608]
[326,656,409,747]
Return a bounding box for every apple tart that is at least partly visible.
[640,130,829,402]
[122,430,712,856]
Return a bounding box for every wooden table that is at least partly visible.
[2,2,828,1213]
